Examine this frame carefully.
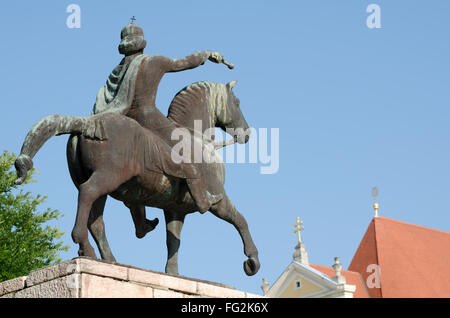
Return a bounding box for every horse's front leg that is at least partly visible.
[209,194,260,276]
[164,209,186,275]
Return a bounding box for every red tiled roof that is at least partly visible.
[310,264,370,298]
[348,216,450,298]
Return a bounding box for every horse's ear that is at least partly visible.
[227,80,238,89]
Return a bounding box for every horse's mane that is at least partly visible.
[168,81,228,126]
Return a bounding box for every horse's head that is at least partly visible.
[216,80,250,144]
[168,81,250,144]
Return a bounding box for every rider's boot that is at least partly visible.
[186,178,223,213]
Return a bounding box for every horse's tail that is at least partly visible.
[14,115,88,185]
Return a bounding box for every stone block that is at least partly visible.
[26,260,78,287]
[81,274,153,298]
[16,274,80,298]
[153,288,185,298]
[0,276,26,296]
[128,268,197,294]
[77,258,128,281]
[197,281,246,298]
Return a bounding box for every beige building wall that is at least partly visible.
[278,275,324,298]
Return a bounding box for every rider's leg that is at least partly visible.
[186,178,223,213]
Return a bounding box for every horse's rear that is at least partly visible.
[67,113,199,209]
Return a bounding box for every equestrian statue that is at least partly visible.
[14,20,260,276]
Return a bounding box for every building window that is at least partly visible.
[295,280,302,289]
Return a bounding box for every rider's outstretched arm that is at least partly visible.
[157,51,224,73]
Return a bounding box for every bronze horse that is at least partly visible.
[14,81,260,276]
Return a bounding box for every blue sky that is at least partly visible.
[1,1,450,294]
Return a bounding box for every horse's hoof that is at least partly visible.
[165,264,179,276]
[136,218,159,239]
[243,256,260,276]
[149,218,159,229]
[103,255,117,263]
[78,250,97,259]
[14,154,33,185]
[78,244,97,259]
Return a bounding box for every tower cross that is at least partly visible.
[293,217,304,244]
[130,16,136,24]
[372,186,379,217]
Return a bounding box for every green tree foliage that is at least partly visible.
[0,151,69,282]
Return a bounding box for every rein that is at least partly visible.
[214,139,236,149]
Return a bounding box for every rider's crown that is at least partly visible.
[118,23,147,55]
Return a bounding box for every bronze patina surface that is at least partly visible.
[14,22,259,276]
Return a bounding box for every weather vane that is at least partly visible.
[293,217,304,244]
[372,186,379,217]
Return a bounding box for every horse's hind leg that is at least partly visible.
[164,209,185,275]
[209,194,260,276]
[88,195,116,262]
[72,171,123,259]
[124,203,159,239]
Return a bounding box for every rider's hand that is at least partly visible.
[208,51,224,64]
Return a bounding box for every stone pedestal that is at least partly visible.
[0,257,263,298]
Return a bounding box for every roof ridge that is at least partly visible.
[310,263,371,298]
[310,263,361,276]
[376,216,450,235]
[372,218,382,297]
